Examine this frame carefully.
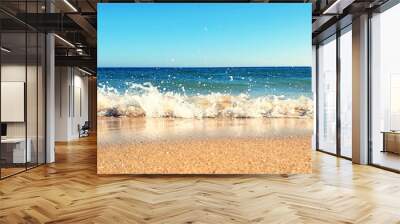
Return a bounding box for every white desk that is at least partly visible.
[1,138,31,163]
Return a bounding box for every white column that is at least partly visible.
[46,33,55,163]
[352,14,369,164]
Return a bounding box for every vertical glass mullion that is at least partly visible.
[336,30,341,157]
[36,0,39,167]
[25,0,28,171]
[316,44,319,150]
[0,25,2,179]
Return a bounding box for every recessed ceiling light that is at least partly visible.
[78,67,93,76]
[63,0,78,12]
[54,34,75,48]
[323,0,354,15]
[1,47,11,53]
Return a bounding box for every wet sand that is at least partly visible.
[97,117,313,174]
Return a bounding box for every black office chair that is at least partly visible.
[79,121,90,138]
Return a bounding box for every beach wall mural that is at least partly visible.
[97,3,313,174]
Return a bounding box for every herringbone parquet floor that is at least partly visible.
[1,135,400,224]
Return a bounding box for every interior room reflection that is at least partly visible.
[0,30,46,178]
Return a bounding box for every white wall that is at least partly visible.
[1,64,25,81]
[1,65,39,138]
[71,72,89,138]
[55,66,70,141]
[55,67,89,141]
[1,63,46,164]
[1,64,26,139]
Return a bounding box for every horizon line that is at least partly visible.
[98,65,312,69]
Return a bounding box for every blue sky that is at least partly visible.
[98,3,311,67]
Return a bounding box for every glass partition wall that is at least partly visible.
[339,27,352,159]
[370,3,400,171]
[316,26,353,159]
[0,2,46,179]
[0,31,27,177]
[317,35,337,155]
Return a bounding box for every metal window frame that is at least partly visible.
[315,0,400,172]
[0,18,2,179]
[315,22,353,161]
[367,0,400,173]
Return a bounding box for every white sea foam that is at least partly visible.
[97,83,313,119]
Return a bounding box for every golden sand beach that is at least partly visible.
[97,117,313,174]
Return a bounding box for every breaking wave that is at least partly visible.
[97,83,313,119]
